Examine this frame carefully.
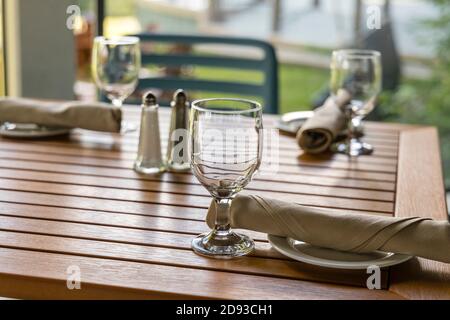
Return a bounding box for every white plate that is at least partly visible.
[268,235,412,269]
[276,111,314,135]
[0,123,71,138]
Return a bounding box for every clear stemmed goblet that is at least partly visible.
[189,98,263,258]
[91,36,141,132]
[330,49,382,156]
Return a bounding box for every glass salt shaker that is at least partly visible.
[134,91,166,174]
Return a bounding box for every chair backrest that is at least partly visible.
[132,33,279,114]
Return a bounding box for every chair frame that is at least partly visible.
[132,33,279,114]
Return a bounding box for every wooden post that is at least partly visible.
[208,0,223,22]
[272,0,282,33]
[353,0,363,47]
[97,0,105,36]
[384,0,391,23]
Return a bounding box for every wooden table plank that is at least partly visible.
[0,201,376,261]
[41,132,398,158]
[0,146,397,180]
[0,165,395,205]
[0,189,389,222]
[0,135,399,163]
[0,158,397,191]
[0,138,398,166]
[0,230,390,288]
[0,141,398,173]
[390,127,450,299]
[0,168,395,201]
[0,178,394,213]
[0,247,401,300]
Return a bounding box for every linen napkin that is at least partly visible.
[296,90,351,154]
[0,97,122,133]
[206,195,450,263]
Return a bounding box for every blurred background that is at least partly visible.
[0,0,449,194]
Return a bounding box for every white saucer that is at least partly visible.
[277,111,314,135]
[268,235,412,269]
[0,123,71,138]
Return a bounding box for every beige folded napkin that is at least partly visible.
[0,98,122,132]
[206,195,450,263]
[296,90,351,154]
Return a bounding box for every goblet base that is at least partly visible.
[191,229,254,259]
[333,139,373,157]
[133,163,165,175]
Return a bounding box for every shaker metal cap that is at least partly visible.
[171,89,188,107]
[143,91,158,105]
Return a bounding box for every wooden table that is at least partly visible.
[0,107,448,299]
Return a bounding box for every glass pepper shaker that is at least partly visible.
[166,89,191,172]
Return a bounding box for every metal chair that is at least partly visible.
[131,33,279,114]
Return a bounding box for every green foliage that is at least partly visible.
[75,0,95,13]
[106,0,136,16]
[383,0,450,188]
[192,64,328,114]
[76,0,136,16]
[278,64,328,114]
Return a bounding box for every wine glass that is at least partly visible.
[189,98,263,258]
[91,36,141,131]
[330,49,382,156]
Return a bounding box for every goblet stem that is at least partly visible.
[347,111,358,142]
[332,107,373,156]
[191,196,254,258]
[214,198,232,233]
[112,98,123,107]
[351,116,362,130]
[343,109,373,156]
[349,115,364,139]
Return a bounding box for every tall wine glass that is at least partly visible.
[189,98,263,258]
[330,49,382,156]
[92,36,141,131]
